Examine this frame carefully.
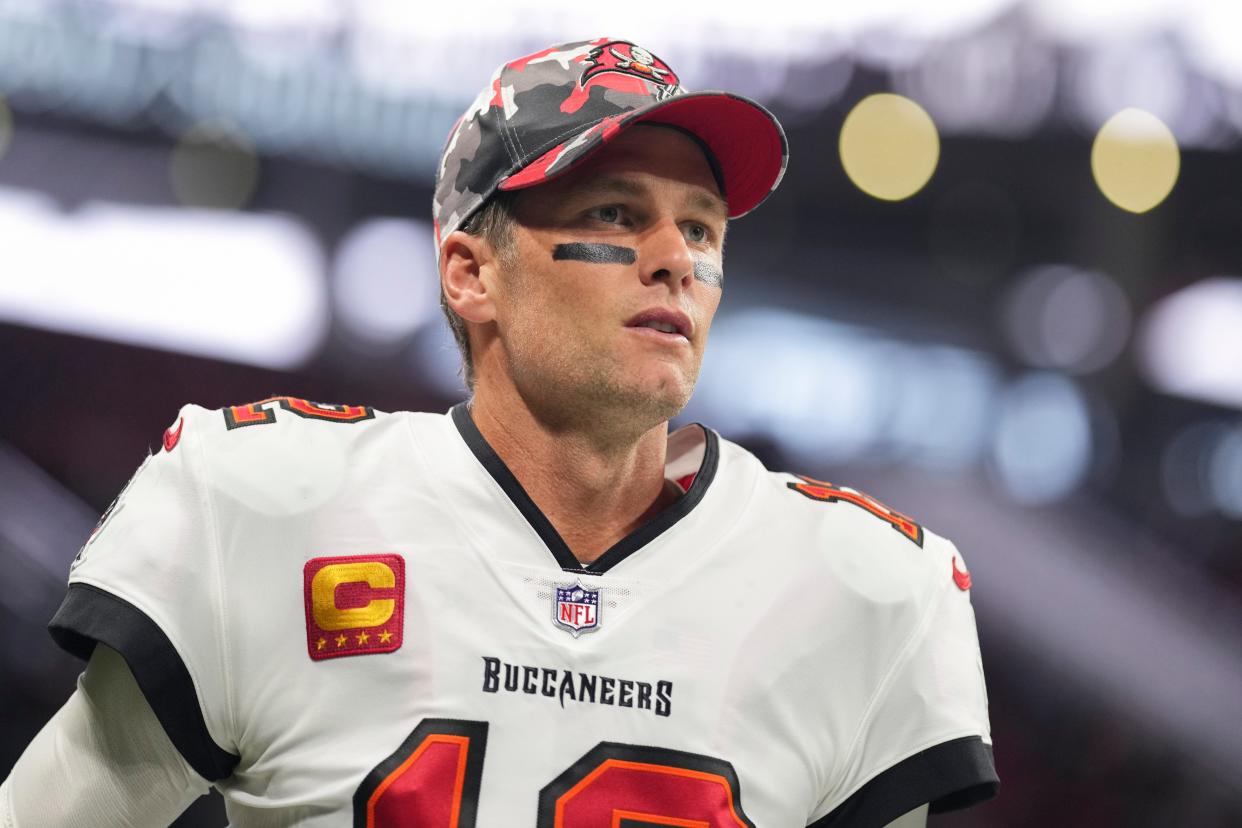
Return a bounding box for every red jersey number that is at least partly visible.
[356,720,754,828]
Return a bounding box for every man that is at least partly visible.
[1,38,997,826]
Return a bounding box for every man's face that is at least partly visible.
[487,125,728,428]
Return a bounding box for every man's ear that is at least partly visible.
[440,230,498,325]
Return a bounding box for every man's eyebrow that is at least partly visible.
[688,190,729,218]
[572,177,648,203]
[576,176,729,218]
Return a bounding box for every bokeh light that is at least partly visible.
[839,93,940,201]
[1139,276,1242,409]
[0,195,326,369]
[1209,425,1242,519]
[899,28,1058,139]
[773,52,854,114]
[686,308,996,470]
[333,218,438,353]
[1090,107,1180,213]
[989,372,1093,505]
[169,122,261,210]
[1071,38,1195,143]
[1004,264,1131,374]
[1161,421,1230,518]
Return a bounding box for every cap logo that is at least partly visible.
[582,41,679,90]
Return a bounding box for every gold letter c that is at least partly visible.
[311,561,395,630]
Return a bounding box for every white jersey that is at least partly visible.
[51,397,997,827]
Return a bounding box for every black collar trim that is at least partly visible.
[450,403,719,575]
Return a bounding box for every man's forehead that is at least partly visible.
[570,175,728,217]
[528,125,725,208]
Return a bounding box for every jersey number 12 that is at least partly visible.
[354,718,755,827]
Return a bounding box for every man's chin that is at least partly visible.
[621,372,696,423]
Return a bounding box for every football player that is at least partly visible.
[1,38,997,827]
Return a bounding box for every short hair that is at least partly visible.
[440,191,517,391]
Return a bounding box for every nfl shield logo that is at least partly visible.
[553,579,602,637]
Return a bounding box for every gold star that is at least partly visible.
[378,629,393,644]
[356,631,371,645]
[335,634,348,647]
[316,637,326,651]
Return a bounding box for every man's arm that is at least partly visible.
[0,644,210,827]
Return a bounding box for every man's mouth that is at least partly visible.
[625,308,692,339]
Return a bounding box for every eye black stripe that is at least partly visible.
[552,243,637,265]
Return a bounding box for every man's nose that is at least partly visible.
[638,219,694,289]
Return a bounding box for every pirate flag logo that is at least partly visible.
[582,41,680,90]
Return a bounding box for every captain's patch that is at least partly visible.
[304,554,405,661]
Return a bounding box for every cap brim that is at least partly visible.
[497,91,788,219]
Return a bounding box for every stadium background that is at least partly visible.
[2,1,1241,825]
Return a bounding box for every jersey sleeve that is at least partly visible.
[809,539,998,827]
[1,644,211,826]
[47,404,239,782]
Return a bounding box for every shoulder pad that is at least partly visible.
[768,469,974,601]
[161,398,392,517]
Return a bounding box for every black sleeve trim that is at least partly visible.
[48,582,240,781]
[810,736,998,828]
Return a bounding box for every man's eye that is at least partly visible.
[685,224,708,243]
[592,206,622,223]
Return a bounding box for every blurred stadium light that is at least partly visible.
[1090,108,1180,213]
[1139,277,1242,410]
[839,93,940,201]
[689,308,999,472]
[1003,264,1132,374]
[693,310,1126,508]
[988,372,1092,505]
[0,188,328,368]
[332,217,440,353]
[168,121,261,209]
[1,0,1241,186]
[895,23,1058,138]
[1209,424,1242,519]
[1160,421,1231,519]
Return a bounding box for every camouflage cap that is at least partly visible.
[433,37,788,254]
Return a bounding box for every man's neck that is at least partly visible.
[468,383,681,565]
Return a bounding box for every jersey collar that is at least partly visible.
[450,403,719,575]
